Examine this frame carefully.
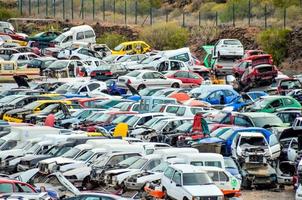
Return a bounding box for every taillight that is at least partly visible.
[105,71,112,75]
[252,69,259,75]
[90,72,96,77]
[127,79,131,84]
[216,65,223,69]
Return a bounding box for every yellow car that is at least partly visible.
[111,41,151,55]
[3,100,71,123]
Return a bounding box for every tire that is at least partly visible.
[137,84,146,91]
[70,56,80,60]
[171,83,180,88]
[183,197,189,200]
[162,187,169,200]
[83,176,95,190]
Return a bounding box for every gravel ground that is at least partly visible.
[241,188,295,200]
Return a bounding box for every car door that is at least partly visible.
[267,99,284,112]
[223,89,236,104]
[207,90,224,105]
[152,72,169,87]
[174,71,188,83]
[142,72,155,87]
[288,138,298,162]
[231,134,241,158]
[162,167,175,196]
[268,134,281,159]
[169,170,182,199]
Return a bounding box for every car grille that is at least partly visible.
[118,78,126,83]
[257,66,273,73]
[249,155,263,163]
[199,197,218,200]
[39,163,48,173]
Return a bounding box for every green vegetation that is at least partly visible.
[0,8,19,20]
[96,33,128,49]
[256,28,291,65]
[139,22,189,50]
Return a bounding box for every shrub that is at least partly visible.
[139,22,189,50]
[96,33,128,49]
[256,28,291,66]
[0,8,19,20]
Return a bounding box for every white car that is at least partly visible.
[117,70,182,91]
[57,47,103,60]
[214,39,244,58]
[297,184,302,200]
[161,164,223,200]
[9,52,39,67]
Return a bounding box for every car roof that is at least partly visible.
[238,132,266,137]
[236,112,277,118]
[171,164,206,173]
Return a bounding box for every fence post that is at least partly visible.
[124,0,127,25]
[103,0,105,21]
[182,12,185,27]
[135,1,138,24]
[166,10,169,23]
[150,6,152,25]
[46,0,48,17]
[113,0,116,23]
[198,11,201,26]
[81,0,84,19]
[93,0,95,20]
[248,0,251,26]
[29,0,31,16]
[232,3,235,27]
[53,0,56,17]
[284,7,286,29]
[264,4,267,29]
[71,0,74,20]
[216,11,218,27]
[37,0,40,14]
[62,0,65,19]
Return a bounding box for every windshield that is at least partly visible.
[253,116,283,127]
[40,104,59,114]
[253,98,270,109]
[114,44,124,51]
[198,90,212,99]
[183,173,213,186]
[151,120,167,131]
[48,60,69,69]
[224,40,241,45]
[210,127,230,137]
[118,156,141,166]
[0,95,23,105]
[47,146,72,156]
[175,122,192,132]
[26,143,40,154]
[95,113,112,123]
[103,55,118,62]
[218,129,234,140]
[62,148,81,158]
[53,33,66,43]
[76,150,94,161]
[112,115,132,124]
[126,116,140,127]
[139,56,155,64]
[128,158,148,169]
[140,88,162,96]
[151,161,169,172]
[24,101,40,110]
[144,117,161,127]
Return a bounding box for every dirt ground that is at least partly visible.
[241,187,295,200]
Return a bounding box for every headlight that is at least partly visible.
[217,196,224,200]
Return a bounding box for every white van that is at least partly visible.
[154,148,199,160]
[53,25,96,48]
[161,47,195,66]
[177,153,225,169]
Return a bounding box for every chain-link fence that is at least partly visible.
[17,0,302,29]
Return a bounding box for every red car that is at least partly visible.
[243,50,265,58]
[0,28,27,41]
[233,54,273,78]
[165,70,204,86]
[0,179,36,193]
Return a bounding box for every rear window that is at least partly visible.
[223,40,241,45]
[169,53,190,62]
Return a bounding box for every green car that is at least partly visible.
[28,31,61,48]
[202,45,215,69]
[247,95,302,113]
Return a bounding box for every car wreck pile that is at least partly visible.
[0,22,302,200]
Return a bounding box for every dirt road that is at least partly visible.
[241,188,295,200]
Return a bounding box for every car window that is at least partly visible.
[169,53,190,62]
[63,36,72,43]
[234,116,253,127]
[174,71,188,78]
[142,72,154,79]
[84,30,95,38]
[107,155,124,166]
[152,72,162,79]
[270,100,283,108]
[224,90,234,97]
[205,161,222,168]
[0,183,13,193]
[208,90,223,99]
[125,45,132,51]
[188,72,199,79]
[79,86,88,93]
[283,98,294,106]
[176,107,186,116]
[170,61,181,70]
[88,83,99,91]
[172,171,181,185]
[164,167,175,179]
[15,183,34,193]
[76,32,84,40]
[219,172,229,182]
[144,159,161,170]
[269,134,279,146]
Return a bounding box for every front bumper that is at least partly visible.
[3,114,23,123]
[124,180,145,190]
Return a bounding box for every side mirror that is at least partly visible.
[176,183,181,187]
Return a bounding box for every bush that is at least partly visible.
[96,33,128,49]
[257,28,291,66]
[139,22,189,50]
[0,8,19,20]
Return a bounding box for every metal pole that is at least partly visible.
[248,0,251,26]
[37,0,40,14]
[216,11,218,27]
[71,0,74,20]
[199,11,201,26]
[135,1,138,24]
[182,12,185,27]
[29,0,31,16]
[232,3,235,27]
[264,4,267,29]
[124,0,127,25]
[93,0,95,20]
[150,6,152,25]
[166,10,168,23]
[113,0,116,23]
[46,0,48,17]
[63,0,65,19]
[81,0,84,19]
[53,0,56,17]
[284,7,286,29]
[103,0,105,21]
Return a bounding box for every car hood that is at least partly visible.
[182,184,223,196]
[106,168,133,175]
[6,108,32,115]
[40,157,73,164]
[22,154,51,162]
[63,166,91,176]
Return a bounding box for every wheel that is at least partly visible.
[137,84,146,90]
[70,56,80,60]
[82,176,95,190]
[171,83,180,88]
[162,187,169,200]
[183,197,189,200]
